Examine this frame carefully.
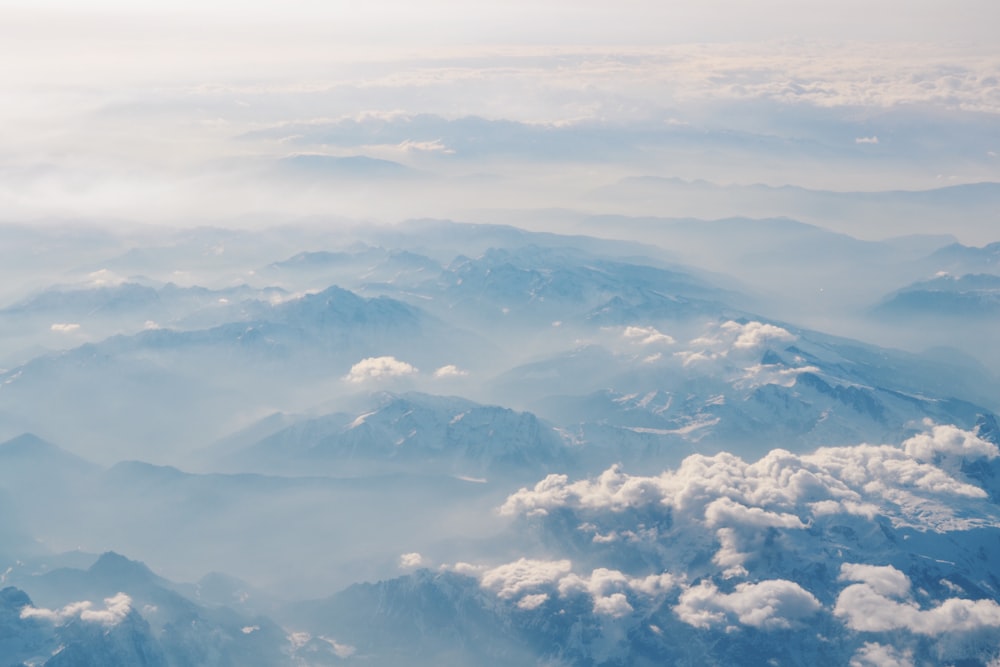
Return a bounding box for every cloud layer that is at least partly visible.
[473,420,1000,659]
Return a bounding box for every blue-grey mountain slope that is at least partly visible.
[872,273,1000,319]
[491,317,1000,466]
[0,286,495,461]
[1,552,291,667]
[219,391,568,477]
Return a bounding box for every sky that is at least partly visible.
[1,1,998,238]
[5,1,999,50]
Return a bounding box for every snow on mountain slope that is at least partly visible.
[494,318,1000,465]
[384,244,742,335]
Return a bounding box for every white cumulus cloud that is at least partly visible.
[517,593,549,610]
[455,557,679,618]
[343,356,418,383]
[623,325,675,346]
[674,579,821,630]
[674,320,797,367]
[399,552,424,569]
[479,558,573,599]
[721,320,796,350]
[850,642,914,667]
[21,592,133,627]
[500,420,998,588]
[592,592,633,618]
[835,563,1000,635]
[902,420,998,461]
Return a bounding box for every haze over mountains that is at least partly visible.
[1,214,1000,665]
[3,2,1000,664]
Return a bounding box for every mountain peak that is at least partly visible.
[0,432,57,455]
[88,551,160,586]
[0,434,96,471]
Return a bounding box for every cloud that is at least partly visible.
[673,320,797,368]
[558,568,680,616]
[855,136,880,144]
[703,496,806,530]
[500,421,998,587]
[703,498,808,575]
[433,364,469,378]
[479,558,573,599]
[849,643,914,667]
[673,349,714,367]
[456,557,679,618]
[835,563,1000,635]
[674,579,821,630]
[343,356,418,383]
[500,464,665,517]
[517,593,549,610]
[397,139,454,154]
[623,325,675,346]
[320,637,357,658]
[85,269,126,287]
[399,552,424,568]
[839,563,911,597]
[902,420,998,461]
[21,592,133,627]
[721,320,796,350]
[592,592,633,618]
[736,363,821,389]
[50,323,81,333]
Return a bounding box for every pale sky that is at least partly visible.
[4,1,998,51]
[1,1,998,234]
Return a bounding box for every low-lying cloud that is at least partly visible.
[674,579,821,630]
[21,592,133,627]
[835,563,1000,635]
